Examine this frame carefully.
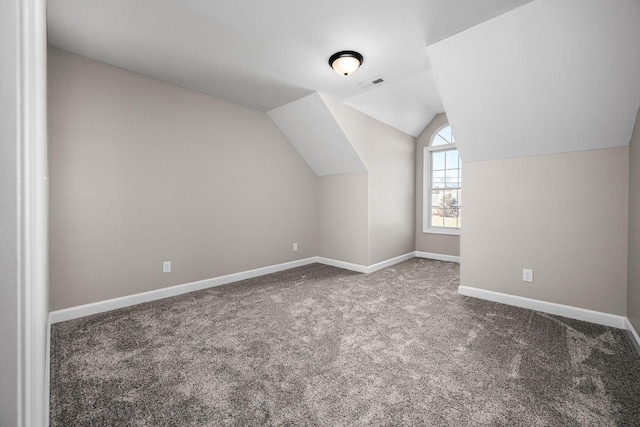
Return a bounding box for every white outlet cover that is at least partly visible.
[163,261,171,273]
[522,268,533,282]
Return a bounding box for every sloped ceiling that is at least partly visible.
[268,93,366,177]
[47,0,534,137]
[344,71,444,137]
[427,0,640,163]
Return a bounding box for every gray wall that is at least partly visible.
[0,0,19,422]
[415,113,460,256]
[461,147,629,315]
[48,48,319,310]
[629,107,640,332]
[318,173,369,265]
[324,97,416,265]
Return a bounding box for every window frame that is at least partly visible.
[423,124,461,235]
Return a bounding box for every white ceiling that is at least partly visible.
[428,0,640,162]
[47,0,534,137]
[269,93,367,176]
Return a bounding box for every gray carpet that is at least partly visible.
[50,259,640,426]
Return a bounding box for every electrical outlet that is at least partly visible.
[522,268,533,283]
[293,243,298,251]
[163,261,171,273]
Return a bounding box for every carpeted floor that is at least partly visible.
[50,259,640,426]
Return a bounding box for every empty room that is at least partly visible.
[2,0,640,425]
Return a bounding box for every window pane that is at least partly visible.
[445,169,460,188]
[441,209,459,228]
[432,190,444,217]
[442,210,455,227]
[431,190,443,208]
[425,125,460,231]
[445,149,459,169]
[432,125,453,146]
[444,189,459,207]
[432,135,448,146]
[440,126,452,143]
[431,189,460,228]
[432,170,445,188]
[431,209,444,227]
[431,151,445,171]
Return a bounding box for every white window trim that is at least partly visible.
[423,125,461,235]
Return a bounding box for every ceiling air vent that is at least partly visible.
[358,76,385,89]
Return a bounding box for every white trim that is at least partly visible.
[458,285,626,329]
[17,0,48,425]
[317,252,415,274]
[416,251,460,263]
[365,252,416,273]
[426,123,456,150]
[626,318,640,353]
[423,227,461,236]
[50,253,422,323]
[50,258,318,323]
[315,257,369,273]
[423,125,461,233]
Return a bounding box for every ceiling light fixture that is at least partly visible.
[329,51,363,76]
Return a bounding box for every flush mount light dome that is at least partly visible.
[329,51,363,76]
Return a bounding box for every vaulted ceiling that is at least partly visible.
[47,0,534,137]
[428,0,640,162]
[48,0,640,165]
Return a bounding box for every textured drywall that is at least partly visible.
[415,113,460,256]
[461,148,629,315]
[48,48,319,310]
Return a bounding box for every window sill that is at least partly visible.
[423,227,461,236]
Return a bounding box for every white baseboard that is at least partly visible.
[45,318,51,427]
[315,257,369,273]
[626,318,640,352]
[415,251,460,263]
[49,253,420,323]
[458,285,627,329]
[49,257,318,323]
[316,252,415,274]
[365,252,416,273]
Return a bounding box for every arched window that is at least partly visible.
[424,125,461,233]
